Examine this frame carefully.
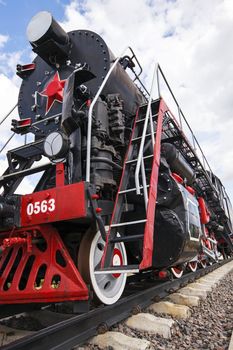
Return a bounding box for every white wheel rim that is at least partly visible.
[89,230,127,305]
[200,260,207,268]
[188,261,197,272]
[171,266,183,278]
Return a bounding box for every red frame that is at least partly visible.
[0,225,88,304]
[139,99,167,269]
[21,181,87,227]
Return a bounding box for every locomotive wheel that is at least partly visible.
[199,259,207,268]
[170,266,184,278]
[187,261,198,272]
[78,227,127,305]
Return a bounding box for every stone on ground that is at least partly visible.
[188,282,212,291]
[125,312,174,338]
[89,331,151,350]
[148,301,191,319]
[0,325,34,346]
[168,292,200,307]
[179,286,208,299]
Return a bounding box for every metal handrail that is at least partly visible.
[0,103,18,155]
[135,63,158,202]
[0,133,15,154]
[0,103,17,126]
[85,46,129,182]
[156,64,215,186]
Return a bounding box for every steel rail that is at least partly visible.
[2,257,232,350]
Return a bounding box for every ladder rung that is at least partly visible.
[125,154,153,164]
[110,234,144,243]
[119,185,149,194]
[132,132,155,142]
[111,219,147,228]
[136,113,158,123]
[94,265,139,274]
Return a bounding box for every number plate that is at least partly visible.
[26,199,56,216]
[21,182,87,226]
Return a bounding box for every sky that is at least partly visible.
[0,0,232,202]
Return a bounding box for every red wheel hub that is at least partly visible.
[112,248,123,278]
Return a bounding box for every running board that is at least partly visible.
[94,265,139,274]
[110,234,144,243]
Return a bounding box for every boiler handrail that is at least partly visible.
[135,63,158,199]
[86,46,129,182]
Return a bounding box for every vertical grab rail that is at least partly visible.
[135,63,158,204]
[85,47,129,182]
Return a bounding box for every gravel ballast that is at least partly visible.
[111,270,233,350]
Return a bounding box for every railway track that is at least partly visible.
[0,257,232,350]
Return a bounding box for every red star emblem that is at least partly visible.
[39,72,66,114]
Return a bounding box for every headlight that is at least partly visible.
[43,131,69,160]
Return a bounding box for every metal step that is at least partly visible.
[111,219,147,228]
[110,234,144,243]
[132,132,156,142]
[119,184,149,194]
[94,265,139,274]
[0,162,52,182]
[136,112,158,124]
[125,154,153,164]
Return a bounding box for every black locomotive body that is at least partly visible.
[0,11,232,307]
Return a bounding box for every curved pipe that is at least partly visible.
[161,143,195,185]
[91,157,122,170]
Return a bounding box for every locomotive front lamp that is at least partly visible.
[26,11,69,47]
[26,11,70,64]
[43,131,69,161]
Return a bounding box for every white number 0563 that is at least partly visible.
[26,199,55,216]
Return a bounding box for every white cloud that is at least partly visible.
[0,34,8,48]
[61,0,233,200]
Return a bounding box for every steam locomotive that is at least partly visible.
[0,11,232,308]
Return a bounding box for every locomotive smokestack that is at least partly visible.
[26,11,69,47]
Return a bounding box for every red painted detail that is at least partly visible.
[158,270,167,279]
[139,99,167,270]
[112,248,123,278]
[172,172,183,184]
[21,182,87,227]
[56,163,65,187]
[101,108,140,269]
[185,185,195,196]
[198,197,210,224]
[86,99,91,107]
[202,237,211,250]
[0,225,88,304]
[95,207,102,213]
[11,118,32,134]
[17,63,36,72]
[18,118,32,127]
[218,238,225,244]
[39,71,66,114]
[91,194,99,200]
